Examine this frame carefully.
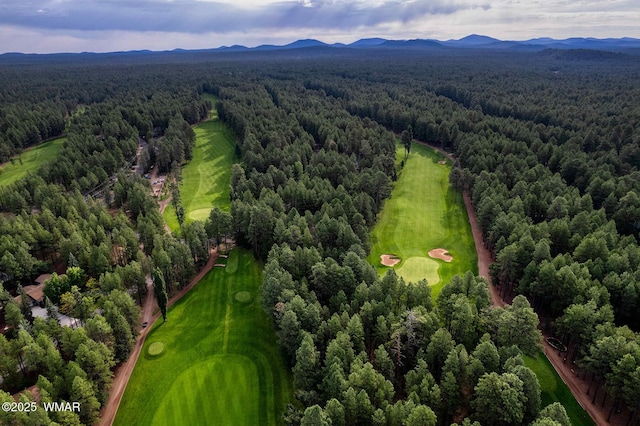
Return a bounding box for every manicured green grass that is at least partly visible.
[164,95,238,232]
[374,143,590,424]
[396,256,441,285]
[150,356,260,425]
[525,353,595,426]
[163,203,180,233]
[0,137,65,186]
[368,143,477,296]
[115,249,293,426]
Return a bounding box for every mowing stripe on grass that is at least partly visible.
[164,94,238,232]
[368,142,477,296]
[115,249,292,426]
[151,356,260,426]
[223,302,231,353]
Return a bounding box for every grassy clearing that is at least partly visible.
[368,142,477,296]
[372,143,591,424]
[164,94,238,232]
[0,137,65,186]
[115,249,293,426]
[525,353,595,426]
[162,204,180,233]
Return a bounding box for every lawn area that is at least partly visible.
[368,142,477,296]
[0,137,65,186]
[163,94,238,232]
[525,353,595,426]
[163,205,180,233]
[114,249,293,426]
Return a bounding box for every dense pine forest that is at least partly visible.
[1,46,639,425]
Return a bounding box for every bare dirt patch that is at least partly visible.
[438,160,447,165]
[380,254,401,267]
[428,248,453,262]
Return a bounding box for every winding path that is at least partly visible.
[157,195,173,234]
[432,139,625,425]
[462,192,505,308]
[149,166,173,234]
[99,249,219,426]
[464,186,626,425]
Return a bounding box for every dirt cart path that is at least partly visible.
[99,249,219,426]
[413,140,502,306]
[454,142,623,425]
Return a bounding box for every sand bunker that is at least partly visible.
[381,254,401,267]
[428,248,453,262]
[438,160,447,165]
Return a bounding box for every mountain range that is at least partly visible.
[2,34,640,59]
[217,34,640,53]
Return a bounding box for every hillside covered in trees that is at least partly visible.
[0,46,639,425]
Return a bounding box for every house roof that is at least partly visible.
[9,275,51,305]
[23,283,45,302]
[34,274,52,285]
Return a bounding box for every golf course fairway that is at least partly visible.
[164,94,237,232]
[525,353,595,426]
[0,137,65,186]
[114,249,293,426]
[368,142,477,296]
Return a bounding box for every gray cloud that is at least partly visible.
[3,0,638,54]
[0,0,487,34]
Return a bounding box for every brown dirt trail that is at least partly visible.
[99,249,219,426]
[418,139,625,424]
[454,146,624,425]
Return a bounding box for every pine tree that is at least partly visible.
[152,268,168,322]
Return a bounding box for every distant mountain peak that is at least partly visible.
[284,39,327,48]
[451,34,501,45]
[349,38,388,47]
[4,34,640,58]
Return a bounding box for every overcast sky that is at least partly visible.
[1,0,639,54]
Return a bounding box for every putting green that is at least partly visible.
[225,253,239,274]
[164,94,238,232]
[369,142,477,296]
[114,249,292,426]
[0,137,65,186]
[395,257,440,285]
[147,342,165,357]
[234,291,252,304]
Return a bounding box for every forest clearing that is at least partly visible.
[163,94,237,232]
[370,137,593,424]
[368,142,477,296]
[114,249,292,425]
[0,137,65,186]
[116,109,290,425]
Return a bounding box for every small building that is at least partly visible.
[14,274,51,307]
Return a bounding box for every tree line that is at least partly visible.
[1,47,639,424]
[0,57,218,425]
[207,58,589,425]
